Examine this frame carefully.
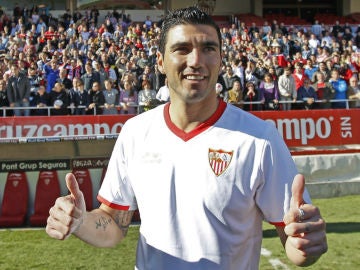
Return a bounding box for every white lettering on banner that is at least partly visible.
[37,124,51,136]
[340,117,352,138]
[68,123,93,135]
[267,117,333,145]
[0,123,124,138]
[19,162,38,170]
[39,161,68,170]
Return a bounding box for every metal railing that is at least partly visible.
[0,99,358,116]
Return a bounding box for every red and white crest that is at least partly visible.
[208,148,233,176]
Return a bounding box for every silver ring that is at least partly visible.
[298,208,305,222]
[305,222,311,233]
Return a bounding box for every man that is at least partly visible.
[224,80,243,108]
[57,68,73,91]
[81,63,100,91]
[348,76,360,108]
[222,64,241,91]
[43,60,60,93]
[6,64,31,116]
[329,68,348,109]
[304,59,318,83]
[278,66,297,110]
[46,7,327,270]
[311,20,322,38]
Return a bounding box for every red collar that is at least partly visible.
[163,99,227,141]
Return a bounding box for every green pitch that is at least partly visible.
[0,195,359,270]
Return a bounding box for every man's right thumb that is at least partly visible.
[66,173,81,199]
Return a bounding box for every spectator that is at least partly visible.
[312,61,330,82]
[292,62,308,91]
[311,20,322,38]
[81,62,100,91]
[244,62,259,86]
[270,56,284,77]
[222,64,241,91]
[6,64,31,116]
[93,61,109,89]
[348,76,360,108]
[43,60,60,93]
[152,64,166,92]
[304,59,318,83]
[103,79,119,115]
[308,34,320,54]
[329,69,348,109]
[87,81,105,115]
[311,71,335,109]
[243,81,259,111]
[0,79,11,116]
[259,73,280,110]
[278,67,297,110]
[49,82,70,115]
[144,15,152,31]
[224,79,243,108]
[27,66,43,103]
[321,31,333,48]
[57,68,73,90]
[332,21,344,38]
[253,60,268,81]
[103,61,117,83]
[271,40,288,68]
[119,80,138,114]
[138,79,157,113]
[297,78,318,110]
[31,85,50,116]
[156,78,170,104]
[73,78,89,115]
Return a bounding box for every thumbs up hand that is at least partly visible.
[282,174,328,266]
[46,173,86,240]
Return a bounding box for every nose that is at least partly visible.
[187,48,202,69]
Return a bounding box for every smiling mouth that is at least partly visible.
[184,75,205,80]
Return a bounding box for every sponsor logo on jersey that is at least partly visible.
[208,148,233,176]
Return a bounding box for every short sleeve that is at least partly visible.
[255,123,311,225]
[97,125,138,211]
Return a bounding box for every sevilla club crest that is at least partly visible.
[208,148,233,176]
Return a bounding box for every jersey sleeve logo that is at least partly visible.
[208,148,234,176]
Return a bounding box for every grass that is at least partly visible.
[0,195,359,270]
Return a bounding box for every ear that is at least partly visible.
[156,51,166,74]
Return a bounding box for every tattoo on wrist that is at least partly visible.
[95,216,112,231]
[113,211,134,236]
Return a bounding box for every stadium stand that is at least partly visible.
[29,170,61,226]
[0,172,29,227]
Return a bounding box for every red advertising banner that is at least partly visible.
[252,109,360,147]
[0,115,131,142]
[0,109,359,148]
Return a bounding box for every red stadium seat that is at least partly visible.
[0,172,29,227]
[30,170,61,226]
[72,169,93,211]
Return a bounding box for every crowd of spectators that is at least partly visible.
[0,4,360,117]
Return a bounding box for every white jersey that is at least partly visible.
[98,100,309,270]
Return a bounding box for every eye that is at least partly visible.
[204,46,216,52]
[173,46,190,54]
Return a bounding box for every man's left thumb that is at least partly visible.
[290,174,306,209]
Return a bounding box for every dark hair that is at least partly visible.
[158,6,221,56]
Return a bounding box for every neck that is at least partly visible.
[168,93,219,133]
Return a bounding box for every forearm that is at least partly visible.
[74,208,133,248]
